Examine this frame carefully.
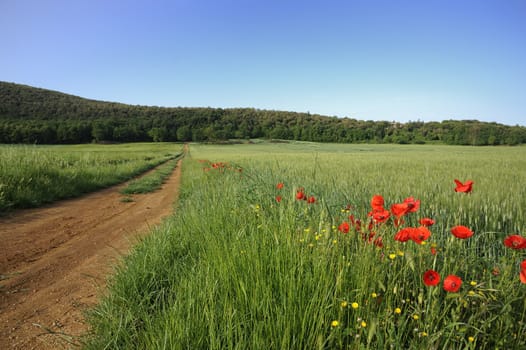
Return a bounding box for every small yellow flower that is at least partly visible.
[361,321,367,328]
[394,308,402,314]
[304,228,310,233]
[389,253,396,260]
[420,241,427,245]
[468,291,476,296]
[413,315,419,320]
[332,239,337,244]
[308,243,314,248]
[470,281,477,286]
[341,301,348,308]
[371,292,377,298]
[468,336,475,343]
[397,250,404,256]
[351,302,359,309]
[331,320,339,327]
[420,331,428,337]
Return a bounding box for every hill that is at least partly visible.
[1,81,525,145]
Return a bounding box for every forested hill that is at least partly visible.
[1,81,525,145]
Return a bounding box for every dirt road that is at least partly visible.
[0,158,183,349]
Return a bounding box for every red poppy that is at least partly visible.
[454,179,474,193]
[276,182,284,190]
[296,191,306,200]
[423,270,441,286]
[443,275,462,292]
[275,195,282,203]
[451,225,474,239]
[403,197,420,213]
[412,226,431,244]
[503,235,526,250]
[520,260,526,284]
[372,209,390,223]
[394,227,412,242]
[371,195,385,211]
[430,247,437,255]
[390,203,409,217]
[307,196,316,204]
[338,222,350,234]
[419,217,435,227]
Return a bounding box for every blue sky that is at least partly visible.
[1,0,525,126]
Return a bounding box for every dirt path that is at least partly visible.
[0,157,184,349]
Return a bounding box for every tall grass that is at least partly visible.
[0,143,181,212]
[86,143,526,349]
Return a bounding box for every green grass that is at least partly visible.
[0,143,182,212]
[85,143,526,349]
[120,154,182,195]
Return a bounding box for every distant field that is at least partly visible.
[0,143,182,212]
[86,142,526,349]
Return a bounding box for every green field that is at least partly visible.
[0,143,182,212]
[84,142,526,349]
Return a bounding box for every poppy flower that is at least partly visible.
[296,191,306,200]
[412,226,431,244]
[390,203,409,217]
[451,225,474,239]
[275,195,282,203]
[338,222,350,234]
[394,227,412,242]
[403,197,420,213]
[520,260,526,284]
[372,209,390,224]
[454,179,474,193]
[430,247,437,255]
[443,275,462,292]
[371,195,385,211]
[423,270,441,286]
[503,235,526,250]
[307,196,316,204]
[276,182,284,190]
[419,217,435,227]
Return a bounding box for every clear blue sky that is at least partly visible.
[1,0,525,126]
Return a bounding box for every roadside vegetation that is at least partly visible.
[85,143,526,349]
[0,143,182,212]
[120,155,182,196]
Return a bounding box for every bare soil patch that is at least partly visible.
[0,158,183,349]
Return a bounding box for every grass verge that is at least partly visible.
[120,154,182,195]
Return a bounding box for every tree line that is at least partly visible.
[1,81,525,145]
